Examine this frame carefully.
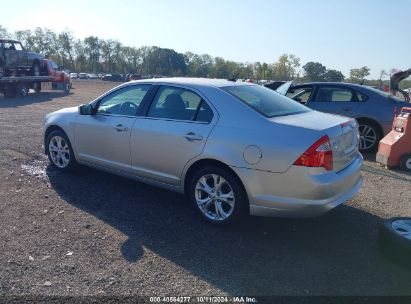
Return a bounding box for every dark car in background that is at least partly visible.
[275,82,407,152]
[0,39,44,78]
[263,81,286,91]
[101,74,123,82]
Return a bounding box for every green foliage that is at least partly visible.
[324,69,345,82]
[302,62,327,81]
[2,24,406,86]
[349,66,370,83]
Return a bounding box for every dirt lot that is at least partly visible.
[0,80,410,298]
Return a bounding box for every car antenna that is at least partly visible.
[228,72,240,82]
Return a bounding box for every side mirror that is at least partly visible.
[58,66,64,71]
[79,104,93,115]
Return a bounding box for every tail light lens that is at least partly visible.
[294,135,333,171]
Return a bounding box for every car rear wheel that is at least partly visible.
[46,130,76,171]
[358,121,380,152]
[189,166,248,225]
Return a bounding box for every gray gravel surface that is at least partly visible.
[0,80,410,298]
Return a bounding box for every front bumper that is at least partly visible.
[232,153,363,218]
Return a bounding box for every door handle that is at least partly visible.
[342,107,352,112]
[183,132,203,141]
[114,124,128,132]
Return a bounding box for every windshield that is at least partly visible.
[223,85,311,118]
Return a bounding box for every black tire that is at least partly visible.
[17,84,29,97]
[358,121,381,152]
[399,154,411,171]
[31,62,41,76]
[379,217,411,269]
[189,166,248,225]
[46,130,77,171]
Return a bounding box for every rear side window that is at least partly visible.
[316,87,355,102]
[148,86,214,123]
[223,85,310,118]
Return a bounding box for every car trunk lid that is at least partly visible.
[270,111,359,172]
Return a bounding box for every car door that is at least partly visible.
[130,85,217,185]
[307,85,359,116]
[4,42,17,68]
[74,84,152,172]
[14,42,28,68]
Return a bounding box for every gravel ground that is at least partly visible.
[0,80,410,298]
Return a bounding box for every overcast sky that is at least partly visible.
[2,0,410,79]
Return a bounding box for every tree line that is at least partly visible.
[1,25,407,88]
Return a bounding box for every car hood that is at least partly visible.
[27,52,44,60]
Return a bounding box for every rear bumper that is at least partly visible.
[232,153,363,218]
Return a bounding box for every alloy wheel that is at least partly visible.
[195,174,235,221]
[48,135,71,168]
[358,124,377,151]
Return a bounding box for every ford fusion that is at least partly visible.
[43,78,363,224]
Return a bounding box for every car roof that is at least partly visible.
[0,39,20,43]
[131,77,253,88]
[292,82,366,89]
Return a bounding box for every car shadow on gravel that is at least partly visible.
[0,91,71,108]
[46,164,411,295]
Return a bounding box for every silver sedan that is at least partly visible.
[43,78,363,224]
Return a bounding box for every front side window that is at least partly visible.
[148,86,213,122]
[223,85,310,117]
[97,84,151,116]
[4,42,14,50]
[286,87,313,104]
[316,87,354,102]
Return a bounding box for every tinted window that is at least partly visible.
[196,101,213,123]
[148,86,213,122]
[316,87,354,102]
[97,84,151,116]
[223,85,310,117]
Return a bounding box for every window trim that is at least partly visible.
[313,85,360,103]
[93,83,154,117]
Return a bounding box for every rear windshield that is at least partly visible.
[222,85,311,117]
[365,86,405,102]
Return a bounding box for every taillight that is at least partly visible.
[294,135,333,171]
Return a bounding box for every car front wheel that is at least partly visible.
[46,130,76,171]
[189,166,248,225]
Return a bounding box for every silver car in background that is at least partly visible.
[43,78,363,224]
